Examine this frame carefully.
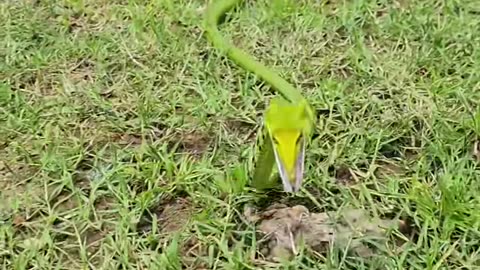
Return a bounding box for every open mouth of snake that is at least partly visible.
[273,137,305,193]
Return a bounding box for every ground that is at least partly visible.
[1,0,480,269]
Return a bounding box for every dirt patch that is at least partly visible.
[11,70,61,97]
[58,1,115,35]
[137,195,196,235]
[225,118,258,142]
[53,192,81,213]
[66,60,95,85]
[135,194,207,268]
[83,195,118,254]
[374,159,406,179]
[331,159,407,185]
[75,129,144,152]
[245,204,404,262]
[109,133,143,147]
[333,164,357,186]
[180,236,210,269]
[0,156,41,218]
[85,227,106,250]
[0,156,37,184]
[173,130,212,158]
[157,197,194,234]
[45,111,209,162]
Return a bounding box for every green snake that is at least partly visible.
[204,0,315,192]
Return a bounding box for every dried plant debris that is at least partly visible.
[244,204,401,262]
[473,140,480,162]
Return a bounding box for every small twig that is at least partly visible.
[288,225,297,255]
[473,140,479,161]
[1,161,19,180]
[122,41,148,70]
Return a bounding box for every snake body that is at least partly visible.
[204,0,305,103]
[204,0,314,192]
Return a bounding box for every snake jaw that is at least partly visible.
[272,135,305,193]
[294,137,306,191]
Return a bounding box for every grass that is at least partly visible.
[1,0,480,268]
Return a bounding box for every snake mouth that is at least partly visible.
[272,137,305,192]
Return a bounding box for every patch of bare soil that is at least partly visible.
[136,195,205,268]
[334,164,357,185]
[84,195,117,252]
[245,204,405,262]
[174,130,212,158]
[107,132,143,147]
[157,197,195,234]
[180,236,210,269]
[0,156,40,218]
[66,60,95,85]
[137,196,196,235]
[374,159,406,179]
[225,118,258,142]
[0,157,36,185]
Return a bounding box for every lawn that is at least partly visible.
[1,0,480,269]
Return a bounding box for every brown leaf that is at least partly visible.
[12,215,26,227]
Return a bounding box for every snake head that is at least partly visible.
[265,97,313,192]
